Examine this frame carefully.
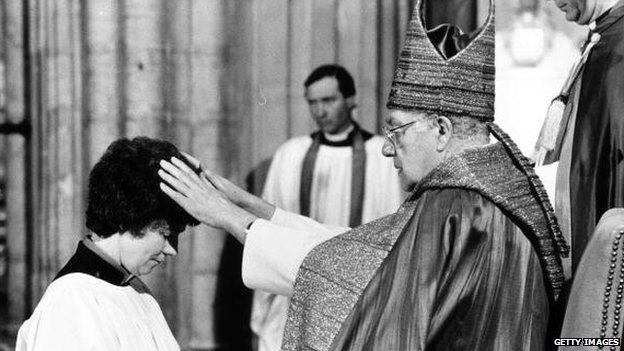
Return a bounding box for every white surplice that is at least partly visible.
[16,273,179,351]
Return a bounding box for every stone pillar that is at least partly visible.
[1,0,29,338]
[123,0,165,138]
[187,2,229,348]
[84,0,121,159]
[25,0,85,304]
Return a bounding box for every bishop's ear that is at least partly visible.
[435,116,453,151]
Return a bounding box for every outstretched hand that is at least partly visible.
[202,168,276,220]
[158,157,256,243]
[181,152,203,172]
[180,151,275,220]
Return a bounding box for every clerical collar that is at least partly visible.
[323,124,355,143]
[83,237,135,283]
[54,237,150,294]
[315,123,373,146]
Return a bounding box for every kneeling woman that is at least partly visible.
[16,137,199,351]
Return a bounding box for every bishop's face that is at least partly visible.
[382,109,441,191]
[551,0,609,25]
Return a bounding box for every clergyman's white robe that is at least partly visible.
[251,133,402,351]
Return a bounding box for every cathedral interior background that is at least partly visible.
[0,0,587,349]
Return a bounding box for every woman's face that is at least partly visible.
[119,220,179,276]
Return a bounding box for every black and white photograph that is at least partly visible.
[0,0,623,349]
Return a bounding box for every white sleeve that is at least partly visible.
[270,207,349,233]
[242,208,348,296]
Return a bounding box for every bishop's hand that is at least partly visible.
[158,157,255,243]
[180,151,275,220]
[202,167,275,220]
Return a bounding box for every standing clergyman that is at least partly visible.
[252,64,401,351]
[535,0,624,272]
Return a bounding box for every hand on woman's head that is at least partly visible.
[158,157,256,241]
[159,157,224,225]
[178,152,261,210]
[181,151,203,173]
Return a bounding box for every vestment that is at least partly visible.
[243,142,566,351]
[251,125,402,351]
[245,0,569,348]
[557,3,624,270]
[16,240,179,351]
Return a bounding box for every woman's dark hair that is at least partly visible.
[86,137,200,238]
[304,64,356,98]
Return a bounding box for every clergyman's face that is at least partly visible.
[552,0,602,24]
[552,0,585,22]
[119,220,179,276]
[305,77,353,135]
[382,109,440,191]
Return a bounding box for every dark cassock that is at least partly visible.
[535,1,624,272]
[569,2,624,271]
[241,0,569,350]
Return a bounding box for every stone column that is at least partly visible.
[25,0,85,304]
[1,0,29,336]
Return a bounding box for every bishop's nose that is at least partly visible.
[382,138,395,157]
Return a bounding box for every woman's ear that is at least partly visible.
[435,116,453,151]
